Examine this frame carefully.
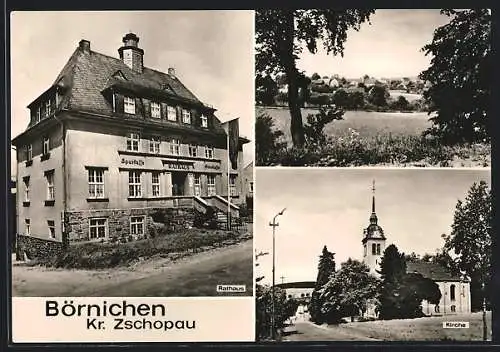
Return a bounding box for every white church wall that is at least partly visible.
[421,281,471,316]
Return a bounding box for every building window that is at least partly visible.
[26,144,32,161]
[205,146,214,159]
[128,171,142,198]
[450,284,456,301]
[152,172,160,197]
[124,96,136,114]
[182,109,191,124]
[25,219,30,236]
[230,175,237,197]
[167,106,177,121]
[130,216,144,236]
[23,177,30,202]
[127,133,140,151]
[149,137,161,154]
[189,145,197,157]
[372,243,376,255]
[150,102,161,118]
[89,218,107,240]
[48,220,55,239]
[194,174,201,197]
[201,114,208,128]
[43,136,50,155]
[170,139,180,155]
[36,108,41,123]
[88,168,105,199]
[207,174,216,196]
[249,181,254,193]
[451,305,456,313]
[46,172,55,200]
[434,305,440,313]
[45,100,51,117]
[376,243,381,255]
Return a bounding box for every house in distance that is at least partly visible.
[12,33,250,257]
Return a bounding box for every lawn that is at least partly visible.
[257,107,491,167]
[333,311,492,341]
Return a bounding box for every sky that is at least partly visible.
[255,168,491,285]
[297,9,451,79]
[9,11,254,177]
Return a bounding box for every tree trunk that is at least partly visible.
[281,10,305,147]
[482,282,487,341]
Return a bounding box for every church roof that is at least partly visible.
[406,261,465,282]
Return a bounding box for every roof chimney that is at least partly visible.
[79,39,90,53]
[168,67,176,78]
[118,33,144,73]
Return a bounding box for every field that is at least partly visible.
[257,107,491,167]
[284,312,492,341]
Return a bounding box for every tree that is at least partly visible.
[256,10,374,147]
[255,113,287,165]
[441,181,491,339]
[320,259,378,323]
[311,72,321,80]
[392,95,410,111]
[332,89,349,108]
[309,245,336,323]
[377,244,441,320]
[367,85,389,107]
[256,284,289,341]
[255,74,278,106]
[419,10,491,144]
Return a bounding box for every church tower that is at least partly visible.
[362,180,386,277]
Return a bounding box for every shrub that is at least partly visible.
[256,113,287,165]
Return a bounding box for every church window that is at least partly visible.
[434,305,440,313]
[451,305,456,313]
[376,243,381,255]
[372,243,376,255]
[450,284,456,301]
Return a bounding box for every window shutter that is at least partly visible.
[50,96,56,114]
[135,97,144,117]
[30,108,36,126]
[143,99,151,118]
[191,109,199,126]
[115,93,124,113]
[176,106,181,121]
[161,103,167,119]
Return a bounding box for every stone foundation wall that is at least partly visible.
[65,207,195,244]
[17,234,65,260]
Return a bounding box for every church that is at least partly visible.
[277,181,471,318]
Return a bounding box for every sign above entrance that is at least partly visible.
[162,160,195,171]
[204,163,221,170]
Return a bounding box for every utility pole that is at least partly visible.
[280,275,286,284]
[269,208,286,340]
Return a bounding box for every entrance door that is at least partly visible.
[171,172,187,196]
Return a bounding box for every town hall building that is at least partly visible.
[12,33,249,257]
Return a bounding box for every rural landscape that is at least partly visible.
[255,169,492,341]
[255,9,491,167]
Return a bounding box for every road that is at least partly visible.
[13,240,253,297]
[282,321,380,342]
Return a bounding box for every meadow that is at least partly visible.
[257,107,491,167]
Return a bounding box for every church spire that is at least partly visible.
[370,179,378,225]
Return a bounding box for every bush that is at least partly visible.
[256,113,287,165]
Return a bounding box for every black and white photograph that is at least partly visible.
[255,168,492,341]
[255,9,491,167]
[10,10,255,297]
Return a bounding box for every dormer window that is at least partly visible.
[45,100,51,117]
[201,114,208,128]
[151,102,161,118]
[124,96,136,114]
[182,109,191,124]
[36,107,41,123]
[167,106,177,121]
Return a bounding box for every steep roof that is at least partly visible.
[406,261,465,282]
[23,42,233,136]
